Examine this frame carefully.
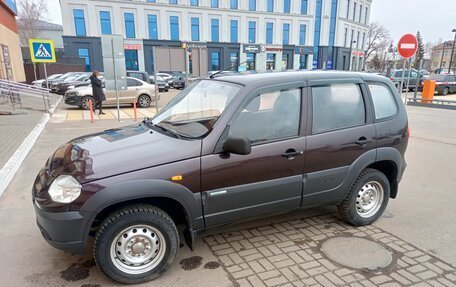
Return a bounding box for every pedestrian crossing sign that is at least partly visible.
[29,39,56,63]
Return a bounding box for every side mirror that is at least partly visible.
[223,136,251,155]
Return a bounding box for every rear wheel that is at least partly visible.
[337,168,390,226]
[94,205,179,284]
[138,94,151,108]
[441,87,449,96]
[81,96,95,110]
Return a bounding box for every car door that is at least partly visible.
[445,75,456,92]
[303,80,376,207]
[122,78,142,103]
[201,86,307,227]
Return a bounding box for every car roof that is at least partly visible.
[211,70,390,87]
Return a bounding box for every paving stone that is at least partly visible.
[397,269,421,283]
[248,261,266,273]
[233,268,255,279]
[370,275,393,285]
[390,272,412,285]
[247,275,266,287]
[416,270,438,280]
[280,267,300,282]
[258,270,282,280]
[264,276,288,287]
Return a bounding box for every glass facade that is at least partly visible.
[77,48,90,71]
[148,14,158,39]
[301,0,308,14]
[246,53,255,70]
[170,16,179,40]
[299,24,306,45]
[230,20,238,43]
[124,13,135,38]
[191,17,199,41]
[328,0,338,47]
[73,9,86,36]
[267,0,274,12]
[211,19,219,42]
[248,21,256,43]
[266,22,273,44]
[284,0,291,13]
[313,0,323,68]
[100,11,111,35]
[125,49,139,70]
[283,23,290,45]
[299,54,308,69]
[249,0,256,11]
[211,52,220,70]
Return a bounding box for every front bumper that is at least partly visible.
[34,201,92,254]
[64,95,82,106]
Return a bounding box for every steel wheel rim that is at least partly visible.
[139,96,150,107]
[110,225,166,275]
[355,181,384,218]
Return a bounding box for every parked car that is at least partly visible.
[433,68,454,75]
[44,72,85,89]
[419,74,456,95]
[389,69,422,90]
[33,71,408,284]
[149,75,169,92]
[156,72,174,85]
[64,77,159,109]
[171,76,186,89]
[32,74,62,87]
[52,73,91,95]
[127,71,152,84]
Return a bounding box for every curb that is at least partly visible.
[0,96,62,198]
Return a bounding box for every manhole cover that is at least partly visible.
[321,236,393,270]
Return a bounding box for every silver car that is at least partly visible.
[64,77,160,110]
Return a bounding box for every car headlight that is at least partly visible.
[67,85,75,89]
[48,175,81,203]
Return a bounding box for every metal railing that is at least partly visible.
[0,80,51,113]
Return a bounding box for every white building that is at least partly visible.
[60,0,371,73]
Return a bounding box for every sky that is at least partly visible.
[44,0,456,44]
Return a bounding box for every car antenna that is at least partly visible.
[209,61,247,79]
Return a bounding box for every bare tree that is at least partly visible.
[364,22,391,67]
[17,0,48,43]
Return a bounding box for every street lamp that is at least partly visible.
[348,40,357,71]
[448,29,456,74]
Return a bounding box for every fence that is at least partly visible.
[0,79,52,114]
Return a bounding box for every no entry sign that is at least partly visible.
[397,34,418,59]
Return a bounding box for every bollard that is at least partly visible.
[133,97,138,122]
[89,99,94,123]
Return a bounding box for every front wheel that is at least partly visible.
[94,205,179,284]
[441,87,449,96]
[81,96,95,110]
[337,168,390,226]
[137,94,151,108]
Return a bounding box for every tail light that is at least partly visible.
[407,126,411,138]
[390,77,395,81]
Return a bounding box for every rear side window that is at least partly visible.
[444,76,456,82]
[127,78,142,87]
[312,84,365,133]
[368,84,398,120]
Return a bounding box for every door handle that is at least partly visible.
[282,149,304,159]
[355,137,371,146]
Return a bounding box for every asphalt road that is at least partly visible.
[0,102,455,286]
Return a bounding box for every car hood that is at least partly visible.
[45,123,202,183]
[66,86,92,95]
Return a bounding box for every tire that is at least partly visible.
[81,96,95,110]
[94,205,179,284]
[137,94,151,108]
[337,168,390,226]
[442,87,449,96]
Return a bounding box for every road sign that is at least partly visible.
[397,34,418,59]
[29,39,56,63]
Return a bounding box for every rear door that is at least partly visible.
[201,86,307,226]
[303,80,376,207]
[123,78,143,103]
[445,75,456,92]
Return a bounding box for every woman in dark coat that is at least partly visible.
[89,71,106,114]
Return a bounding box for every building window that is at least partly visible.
[249,0,256,11]
[100,11,111,35]
[147,0,156,2]
[313,0,323,67]
[344,27,348,47]
[169,16,179,40]
[77,48,90,71]
[299,24,306,45]
[362,32,366,50]
[364,7,368,24]
[73,9,86,36]
[301,0,308,14]
[230,0,238,9]
[125,49,139,70]
[211,0,219,8]
[359,4,363,22]
[346,0,350,18]
[266,22,273,44]
[284,0,291,13]
[248,21,256,43]
[169,0,177,4]
[191,17,199,41]
[356,31,360,49]
[266,53,275,70]
[148,15,158,39]
[190,0,198,5]
[353,2,357,21]
[124,13,135,38]
[246,53,255,70]
[329,0,337,47]
[230,20,238,43]
[299,54,308,69]
[282,54,289,69]
[282,23,290,45]
[230,52,239,69]
[267,0,274,12]
[211,51,220,70]
[211,19,219,42]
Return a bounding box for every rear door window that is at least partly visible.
[368,84,398,120]
[444,76,456,82]
[127,78,142,87]
[311,84,365,133]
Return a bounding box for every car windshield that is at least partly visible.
[150,80,241,138]
[430,75,446,81]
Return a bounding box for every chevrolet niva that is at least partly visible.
[32,71,408,284]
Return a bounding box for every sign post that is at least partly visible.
[29,39,56,89]
[397,34,418,104]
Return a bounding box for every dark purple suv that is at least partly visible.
[32,71,408,284]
